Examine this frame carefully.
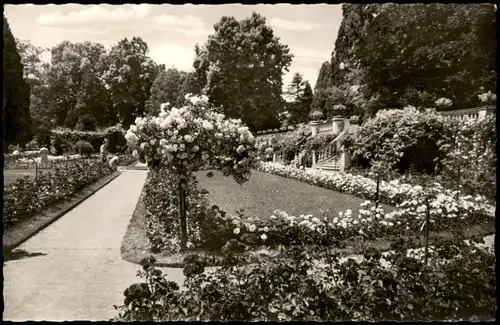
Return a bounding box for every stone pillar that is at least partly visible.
[312,150,316,165]
[478,109,487,120]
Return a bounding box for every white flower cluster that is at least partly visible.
[478,91,496,103]
[435,97,453,108]
[125,94,257,181]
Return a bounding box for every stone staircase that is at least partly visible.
[314,156,341,172]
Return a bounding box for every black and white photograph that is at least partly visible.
[2,2,496,321]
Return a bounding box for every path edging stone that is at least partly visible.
[3,171,121,253]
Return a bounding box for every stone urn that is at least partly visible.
[331,116,345,134]
[310,120,323,136]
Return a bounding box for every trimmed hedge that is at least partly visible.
[48,125,127,155]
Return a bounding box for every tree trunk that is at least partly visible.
[423,199,430,265]
[375,176,381,208]
[178,181,188,251]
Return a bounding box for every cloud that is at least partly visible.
[149,44,196,71]
[152,14,211,37]
[39,26,111,36]
[133,4,150,18]
[289,46,331,64]
[153,14,205,29]
[269,18,331,31]
[35,5,150,25]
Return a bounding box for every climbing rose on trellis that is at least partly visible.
[125,94,258,249]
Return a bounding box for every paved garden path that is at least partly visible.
[3,166,186,321]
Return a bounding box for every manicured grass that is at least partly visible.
[194,169,395,220]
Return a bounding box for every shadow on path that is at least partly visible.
[4,249,47,263]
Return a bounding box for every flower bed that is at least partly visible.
[3,160,115,226]
[115,234,495,321]
[4,154,101,169]
[256,162,492,216]
[140,164,493,258]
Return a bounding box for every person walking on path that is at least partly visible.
[100,138,110,163]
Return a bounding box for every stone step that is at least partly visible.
[316,166,340,171]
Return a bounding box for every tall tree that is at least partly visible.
[3,15,32,151]
[194,12,293,131]
[66,60,113,129]
[285,73,313,125]
[104,37,160,128]
[46,41,111,127]
[314,61,332,92]
[311,61,333,116]
[358,4,496,111]
[145,68,187,115]
[16,39,52,127]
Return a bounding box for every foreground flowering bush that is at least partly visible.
[3,160,114,226]
[125,94,258,249]
[114,235,495,321]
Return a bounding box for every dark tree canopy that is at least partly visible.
[3,15,33,151]
[195,12,293,131]
[145,68,188,115]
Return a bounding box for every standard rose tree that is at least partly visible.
[125,94,258,249]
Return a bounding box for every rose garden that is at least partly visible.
[3,4,496,322]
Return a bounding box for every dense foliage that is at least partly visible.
[344,106,452,173]
[343,107,496,199]
[145,68,189,116]
[3,15,33,152]
[312,4,496,119]
[115,233,495,321]
[194,12,293,131]
[3,160,114,226]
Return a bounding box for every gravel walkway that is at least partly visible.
[3,167,185,321]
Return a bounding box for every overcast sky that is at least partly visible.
[4,4,343,89]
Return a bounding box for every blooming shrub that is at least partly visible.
[125,94,257,184]
[125,94,258,249]
[115,235,495,321]
[435,97,453,109]
[478,91,496,104]
[437,115,496,199]
[3,160,114,226]
[344,106,453,173]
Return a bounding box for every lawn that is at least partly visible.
[194,169,395,220]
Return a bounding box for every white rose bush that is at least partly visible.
[125,94,258,249]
